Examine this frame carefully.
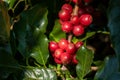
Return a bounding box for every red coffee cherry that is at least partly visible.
[61,52,72,65]
[49,41,59,52]
[70,15,79,25]
[58,39,68,50]
[78,8,86,16]
[75,41,83,49]
[54,48,64,59]
[72,54,78,64]
[54,58,62,64]
[79,14,93,26]
[85,6,94,14]
[61,21,73,33]
[61,4,73,13]
[84,0,93,3]
[59,9,71,21]
[66,43,76,55]
[73,25,84,36]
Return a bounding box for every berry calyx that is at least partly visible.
[73,25,84,36]
[61,21,73,33]
[79,14,93,26]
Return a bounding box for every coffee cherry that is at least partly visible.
[61,21,73,33]
[78,8,86,16]
[54,58,62,64]
[61,52,72,65]
[66,43,76,55]
[85,6,94,14]
[72,54,78,64]
[79,14,93,26]
[70,15,79,25]
[75,41,83,49]
[59,9,71,21]
[49,41,59,52]
[73,25,84,36]
[61,4,73,13]
[54,48,64,59]
[84,0,93,4]
[58,39,68,50]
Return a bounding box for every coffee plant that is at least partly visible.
[0,0,120,80]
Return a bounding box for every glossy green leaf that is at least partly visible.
[27,4,48,33]
[23,67,57,80]
[0,2,11,43]
[107,0,120,70]
[30,32,49,66]
[49,20,66,42]
[76,46,94,80]
[94,56,119,80]
[0,47,22,79]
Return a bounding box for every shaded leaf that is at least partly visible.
[94,56,119,80]
[107,72,120,80]
[0,47,22,79]
[23,67,57,80]
[76,46,94,80]
[49,20,66,42]
[107,0,120,69]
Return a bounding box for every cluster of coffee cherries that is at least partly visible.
[58,3,93,36]
[49,39,83,65]
[49,0,94,65]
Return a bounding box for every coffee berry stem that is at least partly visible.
[68,33,73,43]
[72,4,79,16]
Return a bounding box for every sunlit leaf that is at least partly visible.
[23,67,57,80]
[49,20,66,42]
[76,46,94,80]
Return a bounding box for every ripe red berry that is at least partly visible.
[54,58,62,64]
[84,0,93,3]
[58,39,68,50]
[49,41,59,52]
[79,14,93,26]
[61,4,73,13]
[54,48,64,59]
[66,43,76,55]
[61,21,73,33]
[72,54,78,64]
[78,8,86,16]
[75,41,83,49]
[70,15,79,25]
[61,52,72,65]
[59,9,71,21]
[73,25,84,36]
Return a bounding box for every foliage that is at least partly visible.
[0,0,120,80]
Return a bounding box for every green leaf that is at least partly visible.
[27,4,48,33]
[94,56,119,80]
[23,67,57,80]
[72,32,96,43]
[76,46,94,80]
[30,32,49,66]
[49,20,66,42]
[107,0,120,70]
[0,47,22,79]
